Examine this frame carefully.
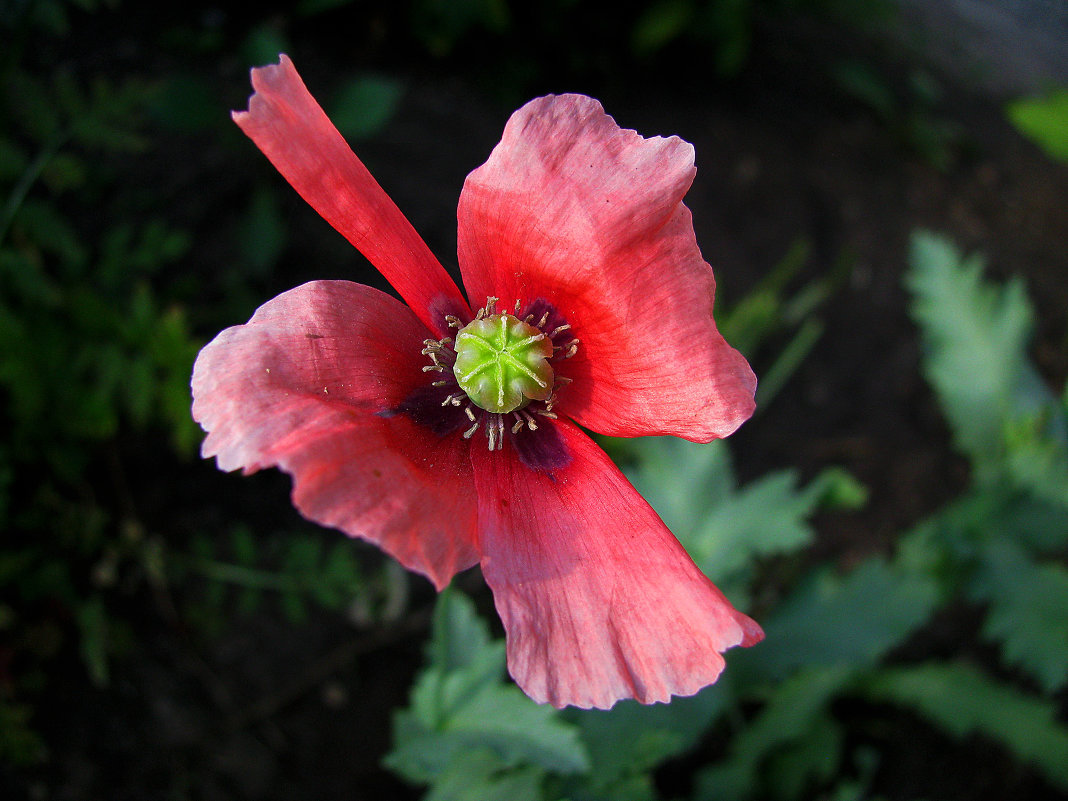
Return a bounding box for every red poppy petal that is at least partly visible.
[457,94,755,442]
[192,280,479,589]
[472,420,763,709]
[232,55,469,336]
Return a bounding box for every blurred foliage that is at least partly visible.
[718,237,853,410]
[387,231,1068,800]
[831,60,963,170]
[1006,88,1068,164]
[405,0,894,82]
[174,526,410,636]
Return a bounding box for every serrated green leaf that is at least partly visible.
[734,557,939,683]
[1006,88,1068,163]
[624,437,856,588]
[571,679,731,786]
[695,666,851,801]
[387,588,589,785]
[428,586,494,672]
[906,231,1055,480]
[425,749,546,801]
[971,539,1068,693]
[860,662,1068,790]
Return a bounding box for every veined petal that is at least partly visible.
[457,94,756,442]
[191,281,479,589]
[233,55,469,336]
[472,420,762,709]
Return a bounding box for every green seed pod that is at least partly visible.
[453,314,554,414]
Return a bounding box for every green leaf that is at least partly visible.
[734,557,939,684]
[328,75,404,141]
[695,666,851,801]
[971,538,1068,693]
[1006,88,1068,163]
[570,680,732,790]
[906,231,1055,480]
[425,749,546,801]
[860,662,1068,790]
[386,589,589,785]
[623,438,860,590]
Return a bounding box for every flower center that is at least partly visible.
[395,297,579,455]
[453,314,554,414]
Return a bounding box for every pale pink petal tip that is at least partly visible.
[473,421,763,710]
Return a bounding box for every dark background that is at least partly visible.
[1,1,1066,799]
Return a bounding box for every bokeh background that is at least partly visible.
[2,1,1067,799]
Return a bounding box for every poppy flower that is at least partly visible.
[192,55,762,709]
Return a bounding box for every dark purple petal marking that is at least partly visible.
[381,382,470,437]
[510,419,571,473]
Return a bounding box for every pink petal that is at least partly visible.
[472,420,763,709]
[191,281,479,589]
[232,55,469,336]
[457,94,756,442]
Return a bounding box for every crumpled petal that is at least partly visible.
[457,93,756,442]
[233,55,469,336]
[471,419,763,709]
[192,280,479,589]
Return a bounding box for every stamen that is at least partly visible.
[537,311,549,328]
[463,420,479,439]
[549,323,571,337]
[445,315,463,329]
[422,364,444,373]
[486,414,505,451]
[441,393,465,407]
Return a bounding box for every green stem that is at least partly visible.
[188,558,300,592]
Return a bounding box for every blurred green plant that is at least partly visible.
[717,237,853,410]
[832,59,962,170]
[173,526,410,637]
[0,0,203,767]
[1006,88,1068,164]
[385,230,1068,800]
